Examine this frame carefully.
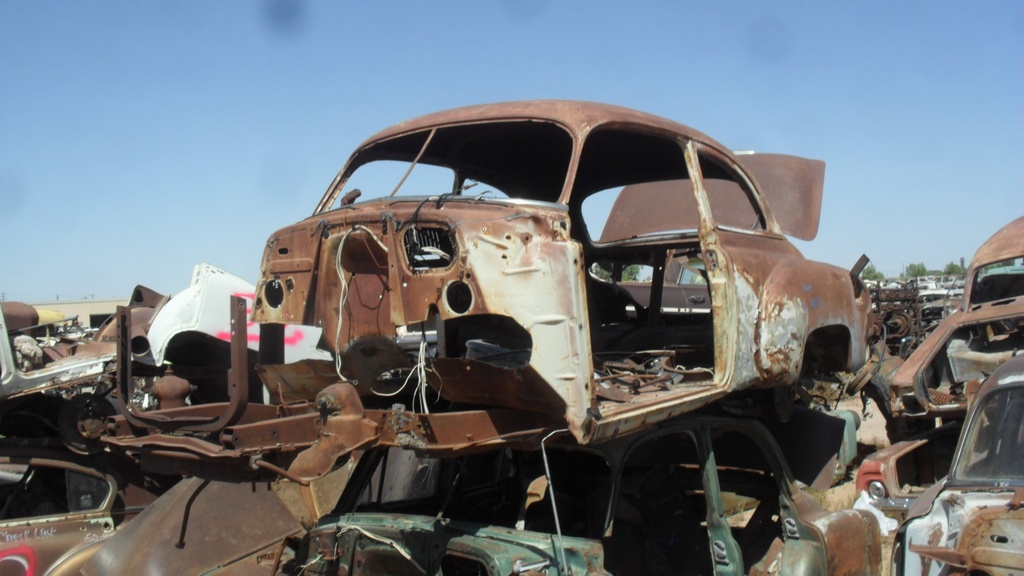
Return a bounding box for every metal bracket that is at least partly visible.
[115,295,250,433]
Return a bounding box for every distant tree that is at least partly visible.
[590,263,643,282]
[905,263,929,278]
[862,264,885,281]
[943,261,964,276]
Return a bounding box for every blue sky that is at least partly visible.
[2,1,1022,302]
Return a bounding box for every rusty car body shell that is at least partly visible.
[296,414,880,576]
[892,353,1024,576]
[248,100,872,446]
[888,216,1024,421]
[0,441,169,576]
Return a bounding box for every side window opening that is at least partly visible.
[707,429,784,573]
[67,470,111,512]
[581,181,700,245]
[586,247,716,386]
[607,432,711,576]
[355,448,440,512]
[348,447,612,540]
[575,128,690,245]
[0,465,110,520]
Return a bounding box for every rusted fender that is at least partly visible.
[753,260,872,384]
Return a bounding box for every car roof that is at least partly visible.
[970,216,1024,271]
[321,101,825,239]
[357,100,721,148]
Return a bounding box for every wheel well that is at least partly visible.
[801,325,851,375]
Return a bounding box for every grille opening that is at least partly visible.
[404,227,456,271]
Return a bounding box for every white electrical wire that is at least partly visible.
[371,335,434,414]
[334,232,353,381]
[298,553,323,574]
[415,337,430,413]
[333,224,386,382]
[331,222,439,412]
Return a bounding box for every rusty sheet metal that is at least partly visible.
[82,477,305,576]
[290,383,558,478]
[956,505,1024,572]
[889,283,1024,420]
[736,152,824,241]
[104,381,557,483]
[0,301,39,330]
[0,441,171,576]
[813,509,883,576]
[114,295,251,433]
[315,100,722,210]
[966,216,1024,276]
[901,492,1024,576]
[600,154,824,242]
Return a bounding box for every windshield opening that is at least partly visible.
[323,120,573,211]
[970,256,1024,305]
[953,386,1024,483]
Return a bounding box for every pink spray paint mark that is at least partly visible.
[214,292,306,347]
[0,543,37,575]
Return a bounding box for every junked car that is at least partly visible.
[1,301,118,441]
[85,101,882,575]
[92,411,880,576]
[248,100,873,444]
[290,412,881,576]
[883,216,1024,437]
[0,440,172,576]
[892,352,1024,576]
[96,101,875,490]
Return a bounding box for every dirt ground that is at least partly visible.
[823,397,896,575]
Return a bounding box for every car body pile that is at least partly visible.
[8,101,894,575]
